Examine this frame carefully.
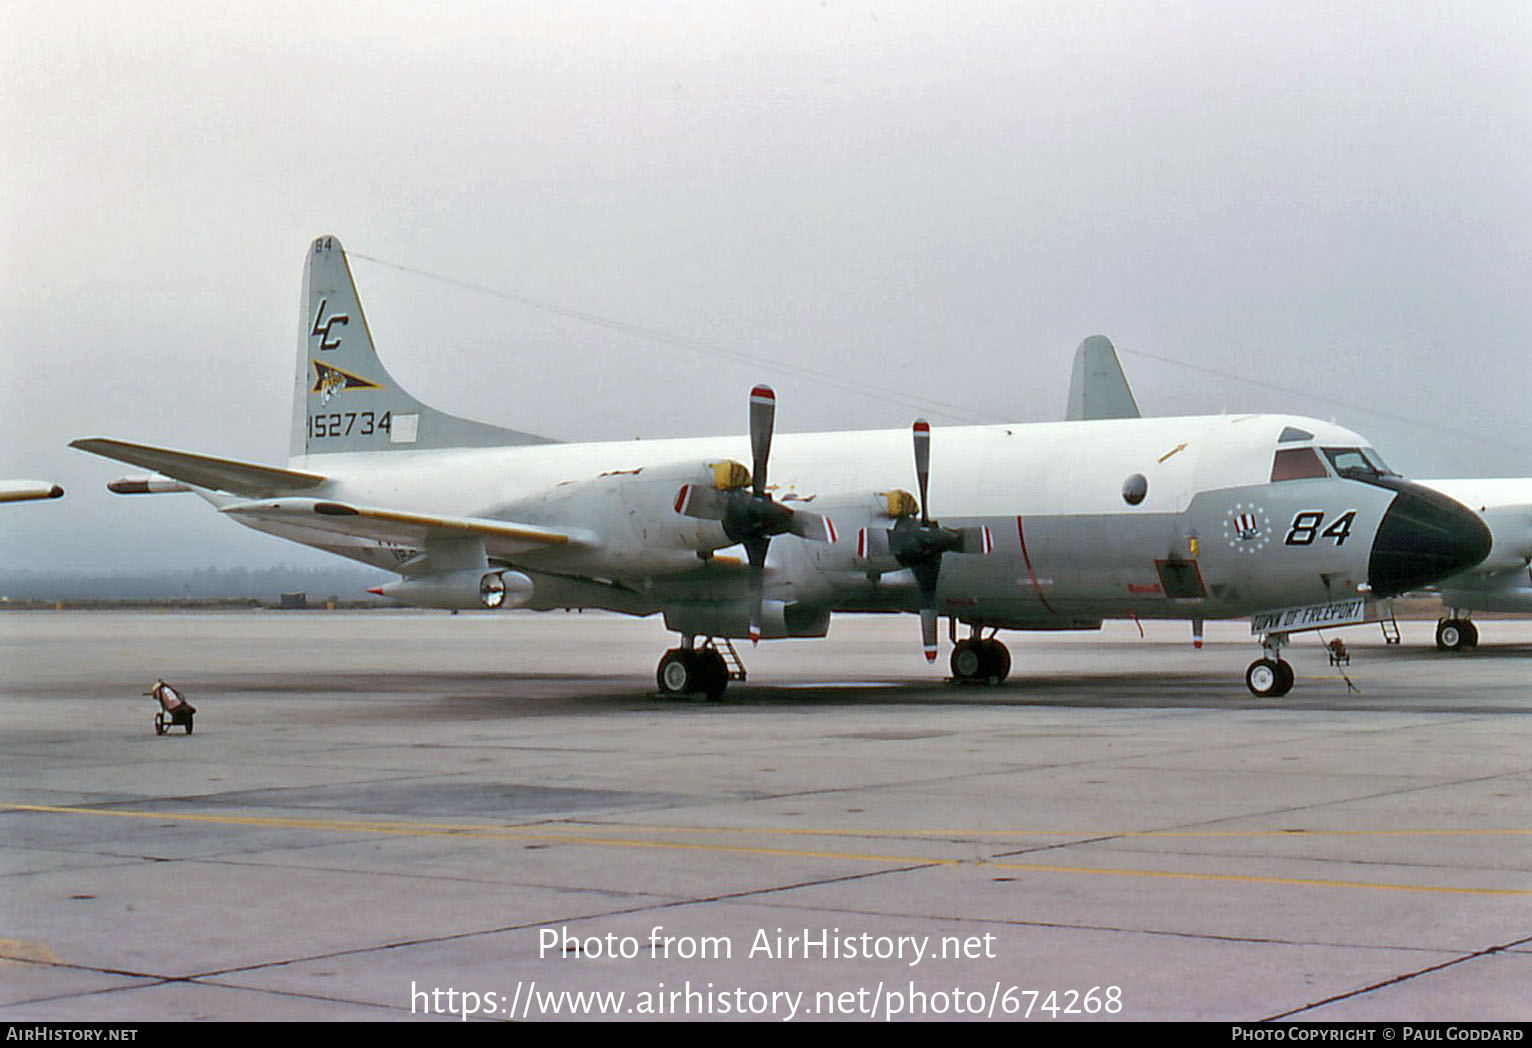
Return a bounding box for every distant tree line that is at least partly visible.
[0,564,390,601]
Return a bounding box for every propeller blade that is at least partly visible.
[787,509,835,544]
[920,606,939,663]
[857,525,892,563]
[961,524,994,556]
[674,484,727,521]
[750,385,775,499]
[913,419,931,524]
[744,535,768,644]
[911,554,942,663]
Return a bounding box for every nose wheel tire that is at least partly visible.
[1246,658,1294,697]
[1435,618,1478,651]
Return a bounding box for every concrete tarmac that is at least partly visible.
[1,610,1529,1022]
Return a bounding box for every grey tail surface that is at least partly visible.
[290,235,554,461]
[1065,335,1142,421]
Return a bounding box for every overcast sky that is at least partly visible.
[3,1,1529,572]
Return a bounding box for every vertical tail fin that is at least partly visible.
[1065,335,1141,421]
[290,235,552,461]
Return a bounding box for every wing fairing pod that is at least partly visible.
[0,481,64,503]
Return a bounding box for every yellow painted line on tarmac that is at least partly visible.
[522,822,1532,840]
[0,938,60,965]
[0,803,960,867]
[986,860,1532,896]
[6,802,1528,896]
[25,802,1529,843]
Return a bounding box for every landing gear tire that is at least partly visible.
[981,639,1011,683]
[1246,658,1294,698]
[951,640,983,681]
[695,648,729,701]
[1275,659,1294,696]
[657,648,697,696]
[656,647,730,700]
[1436,618,1478,651]
[951,638,1010,684]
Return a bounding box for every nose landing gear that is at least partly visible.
[1246,632,1294,697]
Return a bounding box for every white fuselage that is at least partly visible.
[214,410,1411,632]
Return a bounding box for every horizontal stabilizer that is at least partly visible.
[70,438,326,497]
[0,480,64,503]
[220,497,590,559]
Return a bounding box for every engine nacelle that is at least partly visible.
[663,599,830,640]
[374,569,534,611]
[500,460,744,570]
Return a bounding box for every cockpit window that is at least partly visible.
[1271,447,1329,482]
[1277,426,1314,443]
[1323,446,1393,477]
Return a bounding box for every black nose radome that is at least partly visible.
[1368,480,1493,598]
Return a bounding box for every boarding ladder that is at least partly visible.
[1378,601,1401,645]
[713,637,748,682]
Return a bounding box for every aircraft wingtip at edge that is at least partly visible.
[0,481,65,503]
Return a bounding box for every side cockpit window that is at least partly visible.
[1323,446,1394,478]
[1271,447,1329,482]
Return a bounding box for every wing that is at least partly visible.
[219,498,590,560]
[71,438,325,497]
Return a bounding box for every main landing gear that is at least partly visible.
[950,626,1011,685]
[1435,615,1478,651]
[656,636,744,701]
[1246,632,1295,698]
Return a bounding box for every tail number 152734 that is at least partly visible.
[308,411,391,439]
